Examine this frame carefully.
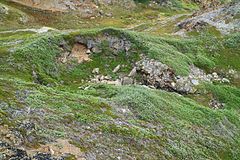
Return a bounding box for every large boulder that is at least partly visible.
[136,58,176,90]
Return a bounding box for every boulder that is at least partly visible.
[136,58,175,90]
[121,77,134,85]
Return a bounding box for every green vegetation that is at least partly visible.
[0,0,240,159]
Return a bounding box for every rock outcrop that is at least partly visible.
[135,58,230,93]
[177,2,240,34]
[136,58,175,90]
[75,33,132,54]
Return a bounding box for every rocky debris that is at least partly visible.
[149,0,221,9]
[90,74,121,85]
[134,59,230,93]
[75,33,131,54]
[174,65,212,93]
[227,69,240,82]
[209,72,230,83]
[149,0,178,8]
[90,67,135,85]
[192,0,221,10]
[177,2,240,34]
[209,99,225,109]
[0,141,30,160]
[87,58,230,93]
[0,140,81,160]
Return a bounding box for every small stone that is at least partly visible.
[191,79,199,86]
[128,67,137,77]
[113,65,121,73]
[171,82,176,87]
[212,72,218,78]
[86,49,91,54]
[104,75,111,80]
[92,68,100,74]
[222,78,230,83]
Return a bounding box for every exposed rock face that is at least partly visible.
[75,33,131,54]
[70,43,91,63]
[87,58,229,94]
[135,58,229,94]
[177,2,240,34]
[136,58,176,90]
[59,43,91,64]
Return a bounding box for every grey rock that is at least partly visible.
[177,2,240,34]
[121,77,134,85]
[221,78,230,83]
[92,68,100,74]
[128,67,137,77]
[113,65,121,73]
[136,58,175,90]
[191,79,199,86]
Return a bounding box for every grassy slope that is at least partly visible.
[0,1,240,159]
[0,27,240,159]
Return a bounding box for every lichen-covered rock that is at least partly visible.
[75,33,131,54]
[136,58,176,90]
[135,59,221,93]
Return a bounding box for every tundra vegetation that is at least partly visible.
[0,0,240,159]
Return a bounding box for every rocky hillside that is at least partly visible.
[0,0,240,160]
